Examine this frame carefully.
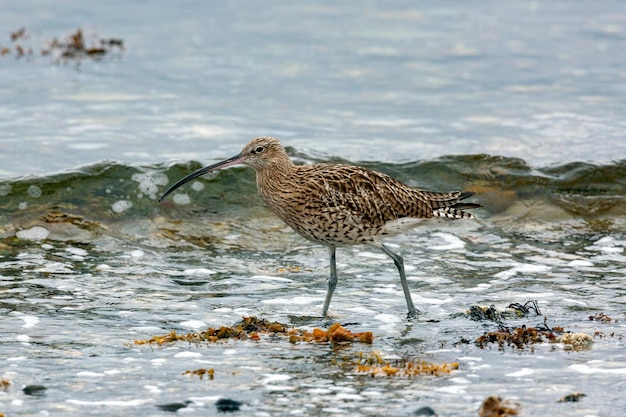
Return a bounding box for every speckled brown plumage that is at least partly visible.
[160,137,481,318]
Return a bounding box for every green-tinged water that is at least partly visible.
[2,155,624,234]
[1,156,625,416]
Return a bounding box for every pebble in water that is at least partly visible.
[16,226,50,240]
[215,398,242,412]
[156,400,192,412]
[22,385,47,397]
[413,406,437,416]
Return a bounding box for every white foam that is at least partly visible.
[173,193,191,205]
[562,298,588,306]
[335,392,365,401]
[250,275,293,282]
[307,387,332,395]
[77,371,104,377]
[261,296,319,305]
[493,263,551,279]
[143,385,162,394]
[16,226,50,240]
[66,247,88,257]
[20,315,39,329]
[434,385,466,394]
[184,268,217,276]
[428,232,466,251]
[187,395,222,404]
[131,172,169,198]
[569,363,626,375]
[374,313,402,325]
[595,236,614,245]
[67,399,153,407]
[191,181,205,191]
[112,200,133,214]
[17,334,30,342]
[262,374,292,385]
[568,259,593,267]
[506,368,534,377]
[180,320,207,329]
[587,236,626,253]
[174,351,202,358]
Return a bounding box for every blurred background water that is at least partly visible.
[1,1,625,416]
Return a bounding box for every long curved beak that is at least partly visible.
[159,153,244,202]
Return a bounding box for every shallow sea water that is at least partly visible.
[1,1,626,416]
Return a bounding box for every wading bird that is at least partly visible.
[160,137,481,318]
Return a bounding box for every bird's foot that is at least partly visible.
[406,308,421,320]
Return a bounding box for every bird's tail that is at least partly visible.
[431,191,482,219]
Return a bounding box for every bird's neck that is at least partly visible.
[255,158,296,200]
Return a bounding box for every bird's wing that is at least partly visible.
[295,164,436,227]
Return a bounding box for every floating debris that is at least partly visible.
[44,28,124,62]
[183,368,215,380]
[559,332,593,351]
[134,316,286,345]
[475,325,593,352]
[277,265,310,273]
[345,352,458,378]
[134,316,373,346]
[468,305,503,322]
[2,27,124,62]
[0,378,10,390]
[507,300,541,316]
[593,330,621,340]
[288,322,373,345]
[467,300,541,323]
[478,396,520,417]
[469,301,594,351]
[11,27,29,41]
[475,325,556,351]
[557,392,586,403]
[589,312,612,323]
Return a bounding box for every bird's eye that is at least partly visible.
[253,146,265,154]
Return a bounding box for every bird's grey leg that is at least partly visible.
[379,243,420,318]
[321,246,337,317]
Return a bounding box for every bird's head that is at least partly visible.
[159,136,291,202]
[239,136,290,170]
